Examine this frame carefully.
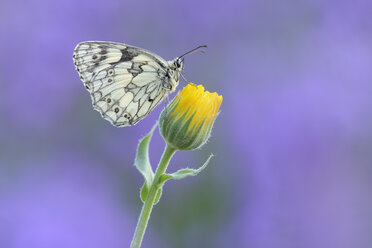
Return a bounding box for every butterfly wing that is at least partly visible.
[73,41,172,126]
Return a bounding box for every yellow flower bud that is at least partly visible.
[159,84,222,150]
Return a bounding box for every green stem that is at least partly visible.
[130,144,176,248]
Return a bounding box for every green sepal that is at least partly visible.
[135,122,157,197]
[140,182,149,203]
[159,154,213,185]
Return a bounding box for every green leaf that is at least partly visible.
[141,182,163,205]
[140,182,149,203]
[158,174,173,186]
[154,188,163,205]
[134,122,157,186]
[159,154,214,185]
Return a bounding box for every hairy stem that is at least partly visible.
[130,144,176,248]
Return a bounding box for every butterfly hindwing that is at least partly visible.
[88,62,167,126]
[73,41,176,126]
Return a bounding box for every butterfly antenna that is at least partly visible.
[179,45,207,59]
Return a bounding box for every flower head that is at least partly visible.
[159,84,222,150]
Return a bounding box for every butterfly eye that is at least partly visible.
[175,59,182,68]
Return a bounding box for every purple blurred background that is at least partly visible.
[1,0,372,247]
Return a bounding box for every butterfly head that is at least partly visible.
[173,57,185,72]
[171,45,207,72]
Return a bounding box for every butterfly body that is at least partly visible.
[73,41,184,126]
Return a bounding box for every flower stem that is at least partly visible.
[130,144,176,248]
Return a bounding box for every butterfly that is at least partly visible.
[73,41,206,127]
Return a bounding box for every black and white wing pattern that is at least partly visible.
[73,41,182,126]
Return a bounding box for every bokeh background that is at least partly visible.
[1,0,372,247]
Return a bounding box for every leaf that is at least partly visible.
[154,188,162,205]
[141,182,163,205]
[159,154,214,185]
[134,122,157,186]
[140,182,149,203]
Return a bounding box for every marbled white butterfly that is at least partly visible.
[73,41,206,127]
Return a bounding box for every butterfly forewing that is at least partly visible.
[73,41,178,126]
